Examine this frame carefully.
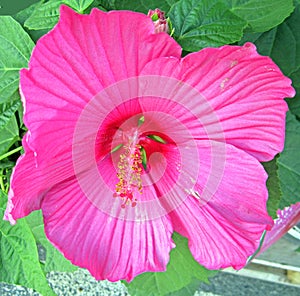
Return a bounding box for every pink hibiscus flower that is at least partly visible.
[4,6,295,281]
[259,203,300,254]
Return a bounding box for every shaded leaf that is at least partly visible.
[13,1,50,42]
[111,0,178,13]
[13,1,38,24]
[224,0,294,32]
[24,0,62,30]
[278,112,300,208]
[93,0,112,10]
[0,0,40,15]
[125,232,217,296]
[0,92,21,130]
[262,157,282,219]
[168,0,246,52]
[240,3,300,117]
[0,116,19,155]
[0,16,34,103]
[0,191,56,296]
[286,68,300,118]
[0,160,14,170]
[240,3,300,76]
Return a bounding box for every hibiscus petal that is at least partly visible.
[4,131,77,223]
[141,43,295,161]
[169,142,273,270]
[7,6,181,222]
[260,202,300,253]
[4,137,42,223]
[22,5,181,154]
[41,175,174,281]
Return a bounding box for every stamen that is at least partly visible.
[114,142,143,208]
[147,134,167,144]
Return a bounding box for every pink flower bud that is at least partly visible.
[147,8,169,33]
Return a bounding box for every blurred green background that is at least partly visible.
[0,0,39,15]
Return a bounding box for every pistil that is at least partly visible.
[114,136,143,208]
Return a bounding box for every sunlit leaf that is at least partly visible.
[0,16,34,103]
[169,0,246,52]
[224,0,294,32]
[125,233,217,296]
[0,192,56,296]
[25,210,77,273]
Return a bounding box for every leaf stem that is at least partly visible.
[0,146,23,161]
[0,174,5,192]
[247,230,267,263]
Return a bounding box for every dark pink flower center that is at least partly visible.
[96,107,173,209]
[113,119,173,208]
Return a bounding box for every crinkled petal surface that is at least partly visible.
[4,5,294,282]
[5,6,181,279]
[141,43,295,162]
[260,203,300,254]
[169,142,273,269]
[5,5,181,221]
[41,174,174,281]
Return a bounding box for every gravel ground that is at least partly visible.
[1,268,300,296]
[199,272,300,296]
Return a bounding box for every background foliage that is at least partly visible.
[0,0,299,295]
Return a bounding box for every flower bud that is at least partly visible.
[147,8,169,33]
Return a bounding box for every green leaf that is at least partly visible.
[125,232,217,296]
[240,3,300,117]
[24,0,94,31]
[165,278,203,296]
[0,160,14,170]
[0,92,21,130]
[0,192,56,296]
[224,0,294,33]
[13,1,39,24]
[262,157,282,219]
[25,210,77,273]
[286,68,300,118]
[278,112,300,208]
[13,1,50,42]
[0,16,34,103]
[64,0,94,12]
[24,0,62,30]
[240,3,300,76]
[93,0,112,10]
[168,0,247,52]
[0,0,40,15]
[0,161,14,193]
[111,0,179,13]
[0,116,19,155]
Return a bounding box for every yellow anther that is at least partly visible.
[114,142,143,208]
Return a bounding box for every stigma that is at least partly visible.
[114,141,143,208]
